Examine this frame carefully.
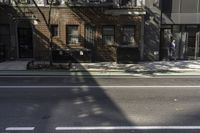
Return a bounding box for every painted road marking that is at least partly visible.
[0,86,200,89]
[55,126,200,130]
[5,127,35,131]
[0,76,200,78]
[0,75,153,78]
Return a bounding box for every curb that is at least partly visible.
[0,69,200,76]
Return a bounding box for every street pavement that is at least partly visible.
[0,76,200,133]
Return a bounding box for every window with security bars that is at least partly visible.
[67,25,79,44]
[102,26,115,45]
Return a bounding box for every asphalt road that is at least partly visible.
[0,76,200,133]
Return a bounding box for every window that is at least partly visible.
[88,0,100,4]
[85,25,95,45]
[50,25,58,37]
[67,25,79,44]
[120,0,137,7]
[102,26,114,45]
[0,0,10,4]
[122,26,136,46]
[18,0,30,4]
[0,25,10,49]
[47,0,58,4]
[161,0,181,13]
[181,0,198,13]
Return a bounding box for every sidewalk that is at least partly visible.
[73,60,200,72]
[0,60,200,76]
[0,61,28,70]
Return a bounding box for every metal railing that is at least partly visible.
[66,0,144,8]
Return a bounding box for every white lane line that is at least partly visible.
[5,127,35,131]
[56,126,200,130]
[0,86,200,88]
[0,76,200,78]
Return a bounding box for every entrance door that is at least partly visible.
[0,25,10,61]
[85,25,95,61]
[160,28,172,60]
[185,25,198,59]
[18,28,33,58]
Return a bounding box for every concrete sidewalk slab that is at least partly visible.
[0,61,28,70]
[75,60,200,72]
[0,60,200,76]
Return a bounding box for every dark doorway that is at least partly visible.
[85,25,95,62]
[160,27,172,60]
[18,28,33,58]
[0,25,10,62]
[184,25,199,59]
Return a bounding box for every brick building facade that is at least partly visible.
[0,0,146,63]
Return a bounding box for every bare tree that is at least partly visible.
[32,0,55,66]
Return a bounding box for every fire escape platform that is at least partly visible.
[104,8,146,16]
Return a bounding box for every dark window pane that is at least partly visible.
[0,25,10,46]
[51,25,58,37]
[102,26,114,45]
[162,0,181,13]
[162,0,172,13]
